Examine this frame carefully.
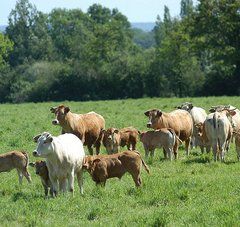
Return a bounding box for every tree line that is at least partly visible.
[0,0,239,103]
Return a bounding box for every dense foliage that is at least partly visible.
[0,0,240,103]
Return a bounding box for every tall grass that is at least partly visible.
[0,96,240,226]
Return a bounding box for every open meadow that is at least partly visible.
[1,96,240,226]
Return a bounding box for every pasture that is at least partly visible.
[1,96,240,226]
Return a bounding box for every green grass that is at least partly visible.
[1,96,240,226]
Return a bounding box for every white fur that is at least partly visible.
[34,132,85,195]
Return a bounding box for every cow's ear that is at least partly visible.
[114,129,119,134]
[209,108,215,113]
[29,162,35,167]
[156,110,162,117]
[45,134,53,143]
[144,110,150,116]
[93,158,101,165]
[175,105,181,109]
[138,130,141,135]
[229,110,236,116]
[33,134,41,143]
[189,103,193,110]
[64,106,70,114]
[50,107,57,113]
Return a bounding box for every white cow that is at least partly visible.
[33,132,85,196]
[199,111,234,161]
[177,102,207,152]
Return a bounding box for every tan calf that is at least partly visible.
[0,151,31,184]
[102,127,139,154]
[139,128,182,160]
[83,151,150,187]
[29,160,53,197]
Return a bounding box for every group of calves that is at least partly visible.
[1,102,240,197]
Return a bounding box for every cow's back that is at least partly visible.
[160,110,193,141]
[190,107,207,124]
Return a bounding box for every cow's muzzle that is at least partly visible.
[147,123,152,128]
[33,151,39,157]
[52,119,59,125]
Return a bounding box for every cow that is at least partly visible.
[50,105,105,155]
[29,160,53,197]
[102,127,139,154]
[33,132,85,196]
[139,128,182,160]
[0,151,31,184]
[176,102,207,153]
[233,130,240,161]
[196,109,235,161]
[144,109,193,155]
[83,150,150,187]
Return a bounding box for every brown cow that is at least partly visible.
[83,150,150,187]
[29,160,53,197]
[233,130,240,161]
[144,109,193,155]
[50,105,105,155]
[0,151,32,184]
[139,128,182,160]
[102,127,139,154]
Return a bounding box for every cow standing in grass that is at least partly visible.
[50,105,105,155]
[33,132,85,196]
[0,151,32,184]
[144,109,193,156]
[176,102,207,153]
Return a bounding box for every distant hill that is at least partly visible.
[131,22,155,32]
[0,25,7,33]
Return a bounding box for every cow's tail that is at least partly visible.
[133,150,150,174]
[21,151,29,168]
[213,112,218,129]
[168,128,183,144]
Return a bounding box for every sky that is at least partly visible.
[0,0,198,25]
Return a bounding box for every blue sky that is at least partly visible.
[0,0,198,25]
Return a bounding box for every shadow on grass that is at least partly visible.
[184,156,211,164]
[12,191,42,202]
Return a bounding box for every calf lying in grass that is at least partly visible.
[0,151,31,184]
[29,160,53,197]
[83,150,150,187]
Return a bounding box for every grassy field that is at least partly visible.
[1,96,240,226]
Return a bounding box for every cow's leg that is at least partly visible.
[163,148,167,158]
[191,136,196,149]
[219,141,226,162]
[206,145,211,153]
[17,170,23,185]
[87,144,94,155]
[95,140,101,155]
[49,175,58,197]
[173,139,179,159]
[130,170,141,187]
[59,178,67,193]
[212,143,218,161]
[76,170,84,195]
[144,145,149,158]
[165,147,172,161]
[68,169,75,194]
[22,169,32,183]
[44,185,49,197]
[185,137,191,156]
[132,141,136,151]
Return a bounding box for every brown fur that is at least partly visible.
[83,150,150,187]
[144,109,193,155]
[102,127,139,154]
[51,105,105,155]
[0,151,32,184]
[29,160,53,197]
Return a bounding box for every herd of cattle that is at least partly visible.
[1,102,240,197]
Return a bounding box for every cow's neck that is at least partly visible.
[61,112,75,131]
[158,113,169,128]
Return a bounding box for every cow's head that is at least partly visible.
[195,123,204,137]
[176,102,193,112]
[144,109,162,129]
[102,128,119,146]
[50,105,70,126]
[29,160,47,175]
[82,156,101,175]
[33,132,54,157]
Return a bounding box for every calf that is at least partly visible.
[83,151,150,187]
[233,130,240,161]
[0,151,31,184]
[29,160,53,197]
[139,128,182,160]
[102,127,139,154]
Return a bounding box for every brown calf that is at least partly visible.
[0,151,31,184]
[83,150,150,187]
[29,160,53,197]
[102,127,139,154]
